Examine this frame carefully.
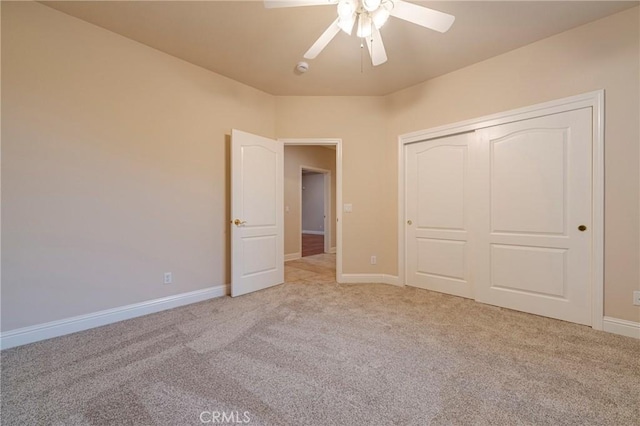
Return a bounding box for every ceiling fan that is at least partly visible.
[264,0,455,66]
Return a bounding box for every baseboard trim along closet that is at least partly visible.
[0,285,227,350]
[602,317,640,339]
[340,274,402,287]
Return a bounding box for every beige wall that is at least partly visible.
[1,2,276,331]
[386,6,640,322]
[284,146,336,256]
[2,3,638,333]
[276,97,394,274]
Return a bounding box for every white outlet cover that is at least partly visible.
[344,204,353,213]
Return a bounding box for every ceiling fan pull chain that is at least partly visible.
[360,39,364,73]
[369,27,374,67]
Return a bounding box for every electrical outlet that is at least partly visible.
[370,255,377,265]
[633,291,640,306]
[164,272,172,285]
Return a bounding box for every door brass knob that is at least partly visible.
[234,219,247,226]
[578,225,587,231]
[407,220,413,225]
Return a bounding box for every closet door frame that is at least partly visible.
[397,90,604,330]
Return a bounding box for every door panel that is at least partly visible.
[406,133,473,299]
[416,145,466,230]
[242,235,278,276]
[490,244,566,297]
[242,146,277,226]
[417,239,466,280]
[231,129,284,297]
[473,108,592,325]
[491,129,567,234]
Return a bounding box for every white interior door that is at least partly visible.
[472,108,592,325]
[405,132,474,299]
[231,129,284,297]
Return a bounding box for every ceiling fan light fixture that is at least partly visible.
[372,6,391,29]
[362,0,381,12]
[338,14,356,34]
[356,13,373,38]
[268,0,454,67]
[337,0,356,19]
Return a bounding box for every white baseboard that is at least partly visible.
[602,316,640,339]
[302,230,324,235]
[328,247,337,254]
[284,252,301,262]
[0,285,228,350]
[339,274,403,287]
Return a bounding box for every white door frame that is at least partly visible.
[300,166,332,254]
[397,90,604,330]
[281,138,343,282]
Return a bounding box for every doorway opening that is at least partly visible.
[282,139,342,283]
[301,167,331,257]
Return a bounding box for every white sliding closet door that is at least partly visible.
[404,107,593,326]
[472,108,592,325]
[405,133,474,299]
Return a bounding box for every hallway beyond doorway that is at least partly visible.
[285,253,335,283]
[302,234,324,257]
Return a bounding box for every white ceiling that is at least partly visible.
[42,1,638,96]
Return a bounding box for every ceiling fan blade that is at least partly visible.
[390,0,455,33]
[365,26,388,66]
[304,19,341,59]
[264,0,337,8]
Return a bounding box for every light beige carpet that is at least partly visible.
[2,254,639,425]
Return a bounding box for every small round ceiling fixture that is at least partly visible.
[296,61,309,73]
